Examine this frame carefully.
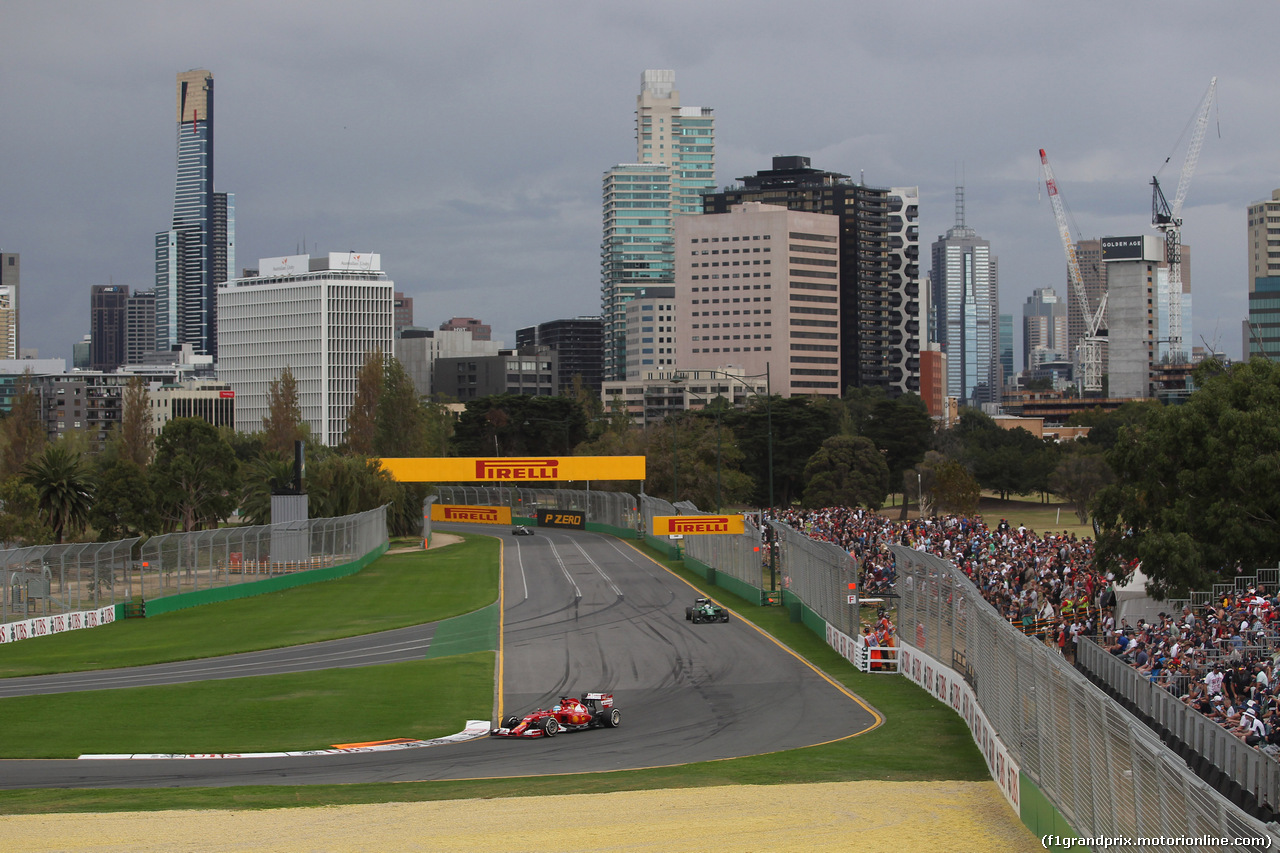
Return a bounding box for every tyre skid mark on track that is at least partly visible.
[617,537,887,741]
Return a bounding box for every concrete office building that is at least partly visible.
[393,292,414,333]
[600,365,767,426]
[217,252,393,446]
[1023,287,1068,371]
[433,349,558,401]
[140,379,236,435]
[676,201,841,397]
[702,157,920,397]
[1102,235,1164,398]
[601,71,715,381]
[155,70,234,358]
[395,326,503,399]
[931,191,998,405]
[440,317,490,341]
[0,252,17,358]
[1247,189,1280,359]
[125,290,157,364]
[619,290,675,379]
[516,316,604,391]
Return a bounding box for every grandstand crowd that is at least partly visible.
[771,506,1280,758]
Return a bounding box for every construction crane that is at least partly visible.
[1151,76,1217,362]
[1040,148,1107,394]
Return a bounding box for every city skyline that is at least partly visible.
[1,3,1275,368]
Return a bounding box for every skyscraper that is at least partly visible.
[931,187,998,406]
[702,156,920,397]
[156,70,234,359]
[1023,287,1068,371]
[0,251,17,359]
[1247,189,1280,359]
[601,71,714,381]
[90,285,130,371]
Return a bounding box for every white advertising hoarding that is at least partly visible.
[327,252,380,271]
[259,255,309,276]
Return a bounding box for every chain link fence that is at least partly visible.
[1,539,141,623]
[2,506,388,630]
[766,518,861,636]
[131,506,388,603]
[891,544,1277,850]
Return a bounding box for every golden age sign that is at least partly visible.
[429,504,513,525]
[652,515,746,536]
[381,456,645,483]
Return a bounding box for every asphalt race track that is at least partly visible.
[0,525,878,789]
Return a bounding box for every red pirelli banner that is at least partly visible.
[430,504,513,525]
[381,456,645,483]
[652,515,746,536]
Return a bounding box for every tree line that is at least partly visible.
[7,350,1273,599]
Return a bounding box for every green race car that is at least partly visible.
[685,597,730,624]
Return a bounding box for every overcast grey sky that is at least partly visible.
[2,1,1276,366]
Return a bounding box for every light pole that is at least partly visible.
[672,367,773,511]
[671,367,775,588]
[682,384,723,513]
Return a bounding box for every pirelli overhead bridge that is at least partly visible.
[379,456,646,484]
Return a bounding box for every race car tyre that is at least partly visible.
[502,715,521,729]
[685,607,692,621]
[605,708,621,728]
[692,613,702,624]
[720,614,730,622]
[542,717,559,737]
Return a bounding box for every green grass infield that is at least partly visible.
[0,537,990,814]
[0,537,500,679]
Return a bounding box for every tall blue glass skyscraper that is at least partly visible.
[931,187,999,406]
[155,69,233,358]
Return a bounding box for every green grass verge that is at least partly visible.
[0,537,499,679]
[0,654,492,758]
[0,540,989,814]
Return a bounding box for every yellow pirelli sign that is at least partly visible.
[430,504,513,525]
[652,515,746,536]
[381,456,646,483]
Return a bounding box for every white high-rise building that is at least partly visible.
[217,252,393,446]
[601,71,714,381]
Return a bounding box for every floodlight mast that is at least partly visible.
[1151,76,1217,362]
[1040,148,1106,394]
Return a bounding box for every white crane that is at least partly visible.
[1151,76,1217,362]
[1040,148,1107,394]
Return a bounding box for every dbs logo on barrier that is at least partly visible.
[431,505,513,525]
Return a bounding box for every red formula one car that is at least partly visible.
[490,693,621,738]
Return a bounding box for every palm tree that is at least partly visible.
[23,443,95,543]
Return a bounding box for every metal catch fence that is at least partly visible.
[131,506,388,602]
[1,506,388,624]
[1,538,140,623]
[891,544,1277,850]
